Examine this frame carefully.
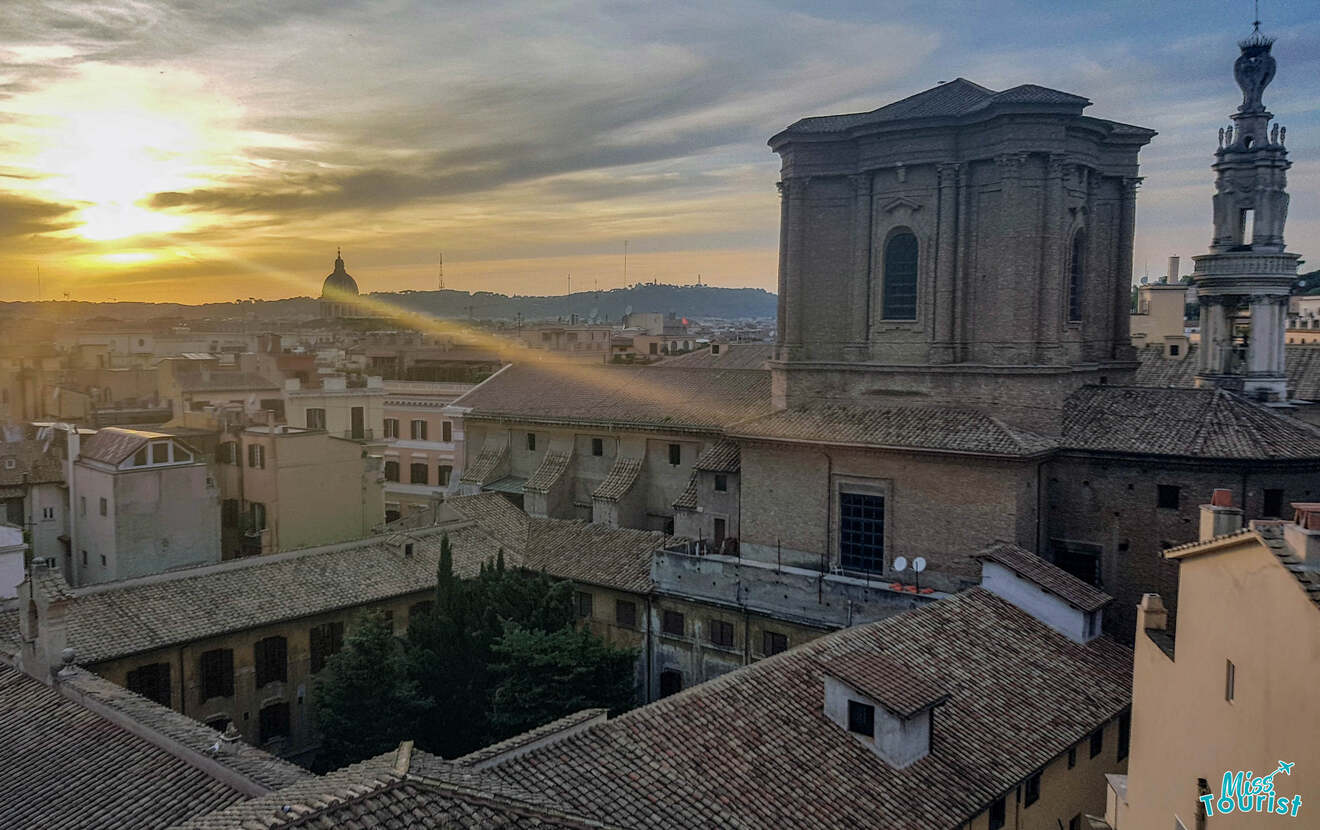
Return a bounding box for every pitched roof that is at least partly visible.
[0,663,274,830]
[973,542,1112,612]
[459,439,509,485]
[1134,345,1320,402]
[591,456,642,502]
[457,364,772,432]
[457,709,607,768]
[1061,386,1320,459]
[78,427,173,465]
[731,403,1055,457]
[692,439,740,472]
[443,492,530,552]
[777,78,1097,137]
[1165,523,1320,612]
[656,343,774,370]
[524,449,572,494]
[174,745,609,829]
[524,518,664,594]
[0,436,64,487]
[820,652,948,717]
[672,473,698,510]
[58,524,507,665]
[487,589,1133,829]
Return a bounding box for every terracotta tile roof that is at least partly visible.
[524,449,572,494]
[1134,345,1320,401]
[1061,386,1320,459]
[458,364,772,432]
[693,439,740,472]
[0,437,64,486]
[0,663,247,829]
[524,518,664,594]
[175,745,613,829]
[779,78,1100,136]
[57,666,310,791]
[78,427,169,465]
[820,652,949,717]
[61,524,507,665]
[488,589,1132,829]
[457,709,607,768]
[459,440,509,485]
[656,343,774,370]
[1254,524,1320,611]
[731,403,1055,456]
[175,371,279,393]
[591,456,642,502]
[973,542,1112,612]
[443,492,529,552]
[672,473,698,510]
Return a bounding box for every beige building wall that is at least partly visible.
[284,377,386,440]
[1115,532,1320,829]
[1129,284,1189,357]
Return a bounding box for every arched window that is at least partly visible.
[881,231,919,320]
[1068,231,1086,322]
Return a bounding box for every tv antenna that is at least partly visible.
[438,252,444,291]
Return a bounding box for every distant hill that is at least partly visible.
[0,283,776,324]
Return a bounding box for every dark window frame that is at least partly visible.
[714,474,728,492]
[762,630,788,656]
[615,599,637,628]
[258,701,291,744]
[839,491,886,574]
[309,621,345,674]
[384,460,400,482]
[988,797,1006,830]
[410,462,429,484]
[668,443,681,466]
[881,230,919,321]
[126,662,172,707]
[1024,772,1041,806]
[661,609,684,636]
[591,437,604,456]
[1157,484,1180,510]
[1089,726,1104,758]
[847,700,875,737]
[253,636,287,687]
[1068,230,1086,323]
[708,619,734,648]
[199,648,234,701]
[574,591,594,619]
[526,432,537,451]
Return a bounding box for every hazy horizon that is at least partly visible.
[1,1,1316,304]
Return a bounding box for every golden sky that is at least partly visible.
[0,1,1316,304]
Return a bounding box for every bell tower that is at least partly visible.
[1193,25,1300,401]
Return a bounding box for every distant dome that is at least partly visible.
[321,250,359,298]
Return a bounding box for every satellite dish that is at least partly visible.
[892,556,908,573]
[912,557,927,573]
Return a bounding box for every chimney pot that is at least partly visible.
[1199,489,1243,540]
[1211,488,1233,507]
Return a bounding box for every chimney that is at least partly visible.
[1136,593,1167,632]
[1282,503,1320,568]
[1199,488,1242,541]
[1166,255,1180,283]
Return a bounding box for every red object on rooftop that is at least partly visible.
[1211,488,1233,507]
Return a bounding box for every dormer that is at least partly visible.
[973,543,1111,643]
[821,652,948,768]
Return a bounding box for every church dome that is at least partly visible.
[321,250,359,298]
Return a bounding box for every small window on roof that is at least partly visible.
[174,446,192,463]
[847,700,875,737]
[132,447,148,466]
[151,442,169,464]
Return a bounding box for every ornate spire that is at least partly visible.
[334,247,345,271]
[1234,13,1276,114]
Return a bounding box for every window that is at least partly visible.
[410,419,428,440]
[591,437,604,457]
[384,460,400,482]
[1118,710,1131,760]
[714,474,728,492]
[575,591,593,618]
[988,797,1006,830]
[709,619,734,648]
[615,600,637,628]
[526,432,536,451]
[1225,659,1235,701]
[305,408,326,430]
[81,550,87,566]
[248,443,265,468]
[220,441,238,464]
[662,609,684,636]
[99,497,107,516]
[309,621,345,674]
[1085,611,1098,640]
[711,344,721,355]
[125,662,171,707]
[1024,772,1041,806]
[714,517,726,547]
[100,554,107,567]
[1264,488,1285,518]
[882,230,919,320]
[259,702,291,743]
[1089,726,1104,758]
[152,442,169,464]
[41,506,54,520]
[659,669,682,697]
[221,499,240,527]
[350,407,365,439]
[253,636,287,687]
[1169,343,1181,356]
[847,700,875,737]
[80,496,85,516]
[1068,230,1086,322]
[249,502,267,531]
[649,342,658,355]
[409,601,434,626]
[1068,746,1077,769]
[199,649,234,700]
[132,447,148,466]
[441,421,452,442]
[1157,484,1180,510]
[668,443,681,466]
[762,630,788,656]
[383,418,399,439]
[410,463,428,485]
[839,491,885,573]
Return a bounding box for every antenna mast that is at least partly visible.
[438,252,444,291]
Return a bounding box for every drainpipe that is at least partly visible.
[644,593,654,703]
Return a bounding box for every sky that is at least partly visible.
[0,0,1316,304]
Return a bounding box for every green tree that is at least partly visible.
[311,610,429,773]
[487,624,639,739]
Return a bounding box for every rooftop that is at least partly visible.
[655,343,774,370]
[486,588,1132,829]
[1135,344,1320,402]
[974,542,1112,612]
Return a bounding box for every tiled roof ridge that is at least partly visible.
[592,456,642,502]
[524,449,572,494]
[455,708,608,767]
[973,541,1112,611]
[1257,525,1320,610]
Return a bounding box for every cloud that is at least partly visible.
[0,191,78,237]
